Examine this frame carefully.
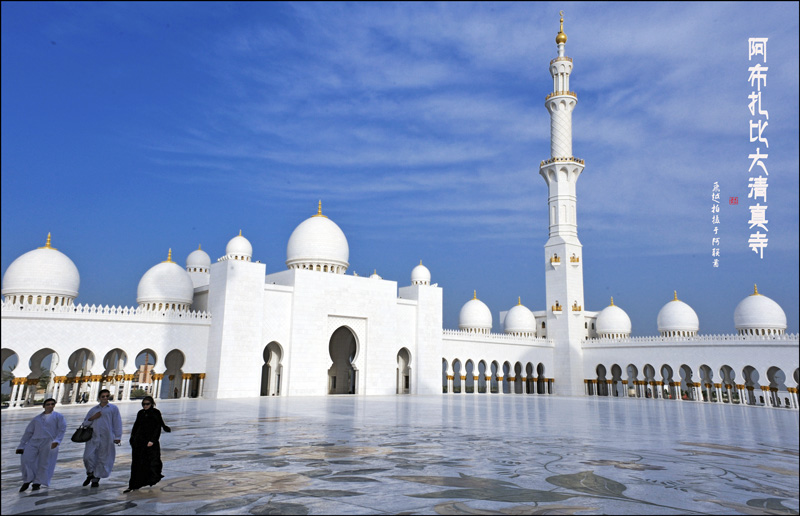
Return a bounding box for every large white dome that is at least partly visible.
[286,202,349,273]
[503,298,536,335]
[459,292,492,333]
[596,298,632,337]
[657,292,699,336]
[186,245,211,269]
[1,234,80,304]
[411,261,431,285]
[225,231,252,261]
[137,250,194,310]
[734,285,787,335]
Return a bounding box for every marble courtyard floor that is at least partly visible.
[2,395,798,515]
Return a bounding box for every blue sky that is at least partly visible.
[2,2,798,335]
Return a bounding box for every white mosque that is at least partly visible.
[2,17,797,410]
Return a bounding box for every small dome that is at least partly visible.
[286,201,349,273]
[459,291,492,333]
[186,245,211,269]
[734,285,787,335]
[657,291,699,336]
[503,298,536,335]
[225,231,252,261]
[137,250,194,309]
[370,270,382,279]
[596,298,632,337]
[411,261,431,285]
[1,234,80,303]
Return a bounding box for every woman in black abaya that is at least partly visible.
[123,396,171,493]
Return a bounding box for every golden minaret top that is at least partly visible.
[556,11,567,44]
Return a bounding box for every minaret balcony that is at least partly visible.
[550,56,573,64]
[551,303,563,315]
[549,255,561,268]
[540,156,584,167]
[545,91,577,101]
[570,254,580,266]
[571,303,582,313]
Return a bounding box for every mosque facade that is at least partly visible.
[2,19,797,410]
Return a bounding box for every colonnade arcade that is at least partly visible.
[2,347,207,409]
[442,358,553,395]
[586,362,799,409]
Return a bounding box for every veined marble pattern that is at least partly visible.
[2,395,798,515]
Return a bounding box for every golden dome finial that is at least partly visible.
[610,296,614,306]
[556,11,567,44]
[518,296,521,305]
[239,229,242,236]
[473,290,477,300]
[673,290,678,301]
[753,284,760,296]
[420,260,423,265]
[39,232,57,250]
[198,244,202,250]
[163,248,173,263]
[312,199,328,218]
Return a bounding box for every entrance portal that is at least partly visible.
[397,348,411,394]
[261,342,283,396]
[328,327,357,394]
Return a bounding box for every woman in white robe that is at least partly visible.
[82,388,122,487]
[16,398,67,492]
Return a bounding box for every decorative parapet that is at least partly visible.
[1,300,211,322]
[442,329,552,347]
[550,56,573,64]
[540,156,585,167]
[545,90,577,101]
[583,333,798,347]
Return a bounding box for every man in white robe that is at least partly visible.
[82,388,122,487]
[16,398,67,492]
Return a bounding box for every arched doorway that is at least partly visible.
[163,349,185,399]
[66,349,96,404]
[596,364,608,396]
[397,348,411,394]
[102,348,128,401]
[261,342,283,396]
[134,349,158,397]
[2,349,19,404]
[328,326,357,394]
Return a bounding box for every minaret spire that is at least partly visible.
[539,12,586,397]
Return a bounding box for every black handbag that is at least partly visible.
[71,425,93,443]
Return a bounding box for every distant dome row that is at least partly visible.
[458,288,787,337]
[1,227,787,335]
[1,204,434,311]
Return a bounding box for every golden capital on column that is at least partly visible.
[198,373,206,379]
[182,373,192,380]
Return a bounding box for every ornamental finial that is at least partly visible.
[556,11,567,44]
[313,200,328,218]
[610,297,614,306]
[753,284,759,295]
[518,296,522,306]
[198,244,202,250]
[473,290,477,300]
[673,290,678,301]
[164,248,173,263]
[39,232,57,250]
[239,229,242,236]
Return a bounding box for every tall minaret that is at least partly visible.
[539,12,586,396]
